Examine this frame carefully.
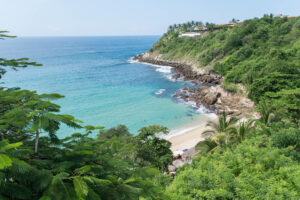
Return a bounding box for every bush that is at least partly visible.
[221,81,238,93]
[272,127,300,149]
[166,136,300,199]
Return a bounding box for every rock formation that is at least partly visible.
[134,52,255,117]
[133,53,223,84]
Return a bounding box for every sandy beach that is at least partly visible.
[168,113,217,152]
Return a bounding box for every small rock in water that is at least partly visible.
[172,73,181,80]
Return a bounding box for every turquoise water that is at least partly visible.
[1,36,207,136]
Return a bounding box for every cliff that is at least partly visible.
[134,15,300,118]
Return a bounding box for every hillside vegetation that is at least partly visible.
[148,15,300,199]
[0,15,300,200]
[150,15,300,120]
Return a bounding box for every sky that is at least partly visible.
[1,0,300,36]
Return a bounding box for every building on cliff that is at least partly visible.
[179,32,202,38]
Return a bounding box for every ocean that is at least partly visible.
[1,36,211,137]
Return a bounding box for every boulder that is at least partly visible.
[168,165,176,172]
[172,73,181,80]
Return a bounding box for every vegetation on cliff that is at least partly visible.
[150,14,300,120]
[150,14,300,199]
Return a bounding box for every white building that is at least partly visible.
[179,32,202,38]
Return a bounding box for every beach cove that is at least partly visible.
[1,36,217,142]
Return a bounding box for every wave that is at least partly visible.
[161,125,202,139]
[173,93,212,114]
[128,57,138,63]
[155,66,172,73]
[160,113,217,140]
[128,57,172,73]
[155,89,166,95]
[128,57,177,83]
[195,106,211,114]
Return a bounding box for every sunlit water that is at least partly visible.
[1,36,211,137]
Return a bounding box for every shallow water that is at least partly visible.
[1,36,209,137]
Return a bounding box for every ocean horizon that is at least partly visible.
[1,36,211,137]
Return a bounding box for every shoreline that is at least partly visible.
[132,54,255,117]
[130,57,218,153]
[132,53,223,84]
[131,54,255,154]
[167,113,217,153]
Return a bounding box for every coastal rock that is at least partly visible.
[134,52,255,117]
[173,93,181,98]
[172,73,181,80]
[133,53,223,85]
[173,85,255,117]
[191,80,201,85]
[172,159,185,169]
[168,165,176,172]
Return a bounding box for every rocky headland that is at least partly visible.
[133,52,255,117]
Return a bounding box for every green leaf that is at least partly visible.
[73,177,89,199]
[49,173,73,200]
[51,172,69,185]
[0,154,12,169]
[3,142,23,150]
[74,165,91,175]
[83,176,112,186]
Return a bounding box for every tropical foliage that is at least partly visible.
[1,14,300,199]
[0,33,172,200]
[168,102,300,199]
[151,14,300,119]
[150,14,300,199]
[167,135,300,200]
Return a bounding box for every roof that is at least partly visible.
[219,22,236,27]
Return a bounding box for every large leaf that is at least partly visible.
[83,176,112,187]
[74,165,91,175]
[48,172,74,200]
[73,177,89,199]
[2,142,22,150]
[0,153,12,169]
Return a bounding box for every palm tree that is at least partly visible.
[258,100,274,125]
[196,111,238,153]
[202,111,238,137]
[196,134,226,154]
[228,120,255,144]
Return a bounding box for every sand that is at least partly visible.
[168,114,217,152]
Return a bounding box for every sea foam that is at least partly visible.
[155,89,166,95]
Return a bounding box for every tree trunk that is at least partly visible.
[35,130,40,154]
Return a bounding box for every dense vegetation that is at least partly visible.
[151,14,300,118]
[148,14,300,199]
[0,32,173,200]
[167,112,300,199]
[1,14,300,199]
